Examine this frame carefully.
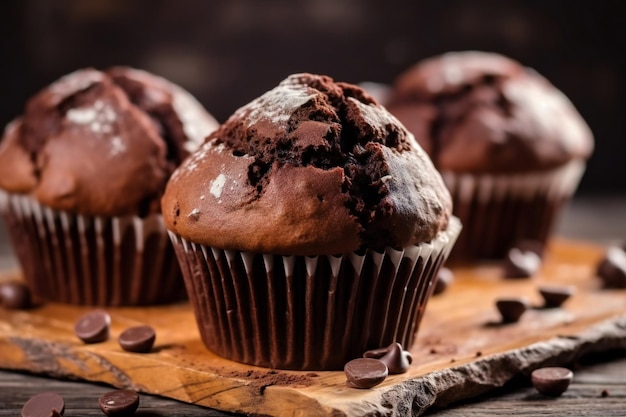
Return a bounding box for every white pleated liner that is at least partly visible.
[169,216,461,370]
[442,160,585,259]
[0,191,184,305]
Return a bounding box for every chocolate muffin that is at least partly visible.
[387,51,593,260]
[163,73,461,370]
[0,67,218,305]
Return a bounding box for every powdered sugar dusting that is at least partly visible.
[175,141,231,179]
[66,100,117,135]
[210,173,227,198]
[234,80,315,129]
[110,136,126,155]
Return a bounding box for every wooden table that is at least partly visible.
[1,197,625,416]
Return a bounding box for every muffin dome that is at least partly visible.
[0,67,218,217]
[387,51,594,174]
[162,73,452,256]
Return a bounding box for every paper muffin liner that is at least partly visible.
[169,217,461,371]
[442,159,585,260]
[0,191,185,305]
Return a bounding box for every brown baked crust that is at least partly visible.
[0,67,218,216]
[162,73,452,255]
[387,51,594,174]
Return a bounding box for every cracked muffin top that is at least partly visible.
[387,51,594,174]
[0,67,218,217]
[162,73,452,256]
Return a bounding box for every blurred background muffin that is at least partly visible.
[0,67,218,305]
[385,51,594,260]
[162,73,460,370]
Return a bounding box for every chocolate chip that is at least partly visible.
[601,389,610,397]
[496,297,529,323]
[538,285,575,308]
[433,267,454,295]
[98,390,140,416]
[21,392,65,417]
[363,342,412,374]
[118,325,156,353]
[503,248,541,278]
[596,247,626,288]
[0,281,33,309]
[344,358,388,389]
[74,310,111,344]
[531,367,573,397]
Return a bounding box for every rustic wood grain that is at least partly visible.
[1,239,625,416]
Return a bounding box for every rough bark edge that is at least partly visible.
[379,315,626,416]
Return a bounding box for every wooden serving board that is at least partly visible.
[1,239,626,416]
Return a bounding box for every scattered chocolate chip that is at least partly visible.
[363,342,412,374]
[98,390,140,416]
[531,367,573,397]
[601,389,610,397]
[514,239,545,259]
[429,348,437,354]
[596,247,626,288]
[496,297,529,323]
[433,267,454,295]
[74,310,111,344]
[21,392,65,417]
[450,358,456,363]
[118,325,156,353]
[476,351,483,357]
[538,285,575,308]
[503,248,541,278]
[344,358,388,389]
[0,281,33,309]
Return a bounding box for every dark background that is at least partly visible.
[1,0,624,195]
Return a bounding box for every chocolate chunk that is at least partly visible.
[538,285,575,308]
[118,325,156,353]
[344,358,388,389]
[531,367,573,397]
[74,310,111,343]
[363,342,412,374]
[601,388,610,397]
[503,248,541,278]
[0,281,33,309]
[98,390,140,416]
[21,392,65,417]
[596,247,626,288]
[433,267,454,295]
[496,297,529,323]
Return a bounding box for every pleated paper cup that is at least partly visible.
[0,191,185,306]
[169,217,461,370]
[442,160,585,261]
